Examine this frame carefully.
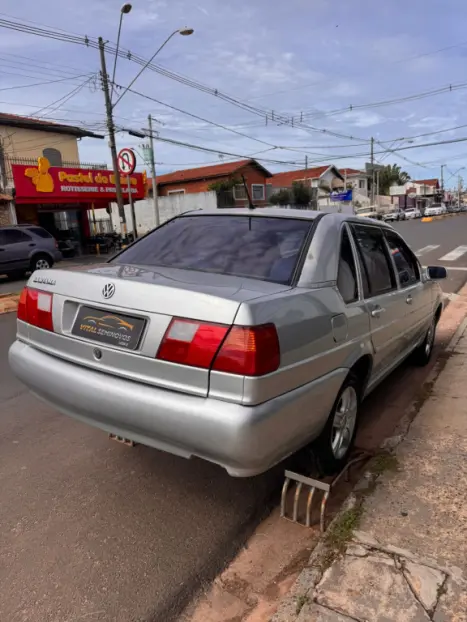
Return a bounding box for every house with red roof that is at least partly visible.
[156,159,272,207]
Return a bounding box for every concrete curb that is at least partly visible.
[270,306,467,622]
[0,293,20,315]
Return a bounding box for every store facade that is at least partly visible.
[11,158,146,252]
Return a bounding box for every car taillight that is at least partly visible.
[157,318,229,368]
[17,287,54,332]
[156,318,280,376]
[213,324,280,376]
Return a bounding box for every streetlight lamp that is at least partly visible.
[112,27,194,108]
[98,14,193,238]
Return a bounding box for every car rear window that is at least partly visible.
[113,215,313,284]
[28,227,52,239]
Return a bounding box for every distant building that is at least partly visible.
[156,159,271,207]
[389,178,440,210]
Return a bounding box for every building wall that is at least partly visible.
[93,191,218,236]
[158,163,269,205]
[0,126,80,162]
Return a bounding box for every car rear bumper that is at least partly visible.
[9,340,346,477]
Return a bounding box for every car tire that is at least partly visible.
[311,373,361,476]
[412,315,437,366]
[30,254,53,272]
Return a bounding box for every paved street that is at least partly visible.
[393,213,467,294]
[0,311,281,622]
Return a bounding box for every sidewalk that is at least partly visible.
[273,321,467,622]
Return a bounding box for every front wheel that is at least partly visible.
[412,316,437,366]
[312,374,360,476]
[31,254,52,271]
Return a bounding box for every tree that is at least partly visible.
[270,188,292,206]
[376,164,411,196]
[292,181,312,206]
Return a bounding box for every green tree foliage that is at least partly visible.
[376,164,411,195]
[270,188,292,206]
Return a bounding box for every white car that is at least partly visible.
[424,205,444,216]
[383,210,404,222]
[405,208,421,219]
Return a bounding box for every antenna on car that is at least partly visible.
[242,174,255,210]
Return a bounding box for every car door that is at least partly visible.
[349,223,408,382]
[383,228,431,349]
[0,229,33,273]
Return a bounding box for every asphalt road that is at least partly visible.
[392,213,467,294]
[2,213,467,622]
[0,311,282,622]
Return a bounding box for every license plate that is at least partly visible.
[72,306,146,351]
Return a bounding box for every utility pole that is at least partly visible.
[370,137,375,206]
[304,155,308,178]
[458,175,462,209]
[98,37,127,237]
[441,164,445,194]
[148,115,160,227]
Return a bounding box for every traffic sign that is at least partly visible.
[117,148,136,175]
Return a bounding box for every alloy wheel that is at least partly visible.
[331,386,358,460]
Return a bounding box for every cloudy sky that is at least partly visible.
[1,0,467,187]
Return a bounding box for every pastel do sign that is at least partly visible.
[117,148,136,175]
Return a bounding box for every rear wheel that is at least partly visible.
[31,254,52,271]
[412,315,437,366]
[312,374,360,476]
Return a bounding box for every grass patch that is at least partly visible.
[370,452,400,477]
[325,505,363,553]
[295,594,309,615]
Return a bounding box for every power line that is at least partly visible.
[295,81,467,123]
[0,73,92,92]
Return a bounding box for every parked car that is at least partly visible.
[404,208,422,220]
[0,225,62,279]
[9,210,446,477]
[383,210,405,222]
[424,204,444,216]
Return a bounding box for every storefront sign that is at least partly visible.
[12,157,147,204]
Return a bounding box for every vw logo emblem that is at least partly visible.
[102,283,115,299]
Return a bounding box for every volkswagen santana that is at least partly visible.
[9,209,446,476]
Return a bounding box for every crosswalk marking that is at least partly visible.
[416,245,440,257]
[439,246,467,261]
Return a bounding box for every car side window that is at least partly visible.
[337,228,358,304]
[1,230,31,245]
[351,225,396,296]
[384,230,420,287]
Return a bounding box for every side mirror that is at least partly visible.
[427,266,447,280]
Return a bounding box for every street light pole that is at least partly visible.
[148,115,159,227]
[98,36,127,237]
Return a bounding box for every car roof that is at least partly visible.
[180,207,395,229]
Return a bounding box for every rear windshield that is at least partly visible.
[113,215,313,284]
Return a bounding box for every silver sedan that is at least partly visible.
[9,209,446,476]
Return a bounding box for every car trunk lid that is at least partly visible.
[22,264,290,397]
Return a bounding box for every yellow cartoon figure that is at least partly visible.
[24,157,54,193]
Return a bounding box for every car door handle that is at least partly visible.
[406,295,413,305]
[28,243,36,247]
[370,306,386,318]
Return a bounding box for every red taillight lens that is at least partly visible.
[157,318,280,376]
[157,318,229,368]
[213,324,280,376]
[17,287,54,332]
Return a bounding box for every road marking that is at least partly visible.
[416,245,440,256]
[439,246,467,261]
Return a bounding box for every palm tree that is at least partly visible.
[376,164,411,195]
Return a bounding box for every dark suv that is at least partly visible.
[0,225,62,279]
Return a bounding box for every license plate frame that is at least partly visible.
[71,305,146,351]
